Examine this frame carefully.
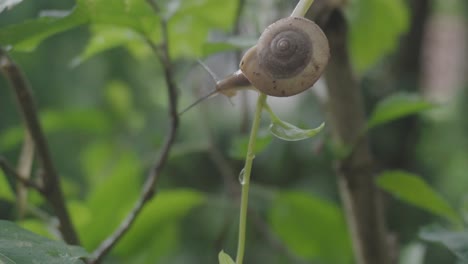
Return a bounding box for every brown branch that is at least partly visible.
[311,7,392,264]
[89,1,179,263]
[0,157,43,193]
[0,49,80,245]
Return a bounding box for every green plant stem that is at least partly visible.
[291,0,315,17]
[235,93,267,264]
[263,102,281,123]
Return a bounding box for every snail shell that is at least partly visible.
[239,16,329,97]
[179,16,329,115]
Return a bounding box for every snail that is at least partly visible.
[180,16,329,115]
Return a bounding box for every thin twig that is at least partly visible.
[16,130,35,218]
[0,157,43,193]
[0,49,80,245]
[89,1,179,262]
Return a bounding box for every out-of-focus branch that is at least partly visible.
[311,7,392,264]
[0,157,42,193]
[89,1,179,263]
[0,48,80,245]
[16,131,35,218]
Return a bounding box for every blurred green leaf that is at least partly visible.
[72,25,144,66]
[0,4,88,51]
[40,109,112,135]
[269,191,352,263]
[348,0,409,72]
[0,126,23,152]
[367,93,433,129]
[119,223,178,264]
[67,201,92,233]
[105,80,133,116]
[82,0,157,33]
[0,0,23,13]
[0,220,88,263]
[420,226,468,261]
[377,171,461,224]
[76,0,239,61]
[0,108,111,151]
[1,0,239,59]
[18,219,54,240]
[218,250,235,264]
[229,130,272,160]
[203,36,257,57]
[167,0,239,58]
[79,141,115,186]
[0,169,14,201]
[115,190,205,256]
[80,150,142,250]
[0,252,15,264]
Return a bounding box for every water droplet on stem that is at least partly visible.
[238,168,246,185]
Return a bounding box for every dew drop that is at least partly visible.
[238,168,246,185]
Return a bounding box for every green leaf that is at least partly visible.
[105,80,133,116]
[115,190,205,256]
[167,0,239,59]
[40,109,112,135]
[228,130,272,160]
[376,171,461,224]
[0,0,23,13]
[72,25,144,66]
[218,250,235,264]
[0,168,14,201]
[0,220,88,263]
[420,226,468,261]
[119,223,179,264]
[0,108,112,151]
[202,36,257,57]
[348,0,409,72]
[80,0,158,33]
[18,219,54,240]
[269,121,324,142]
[0,252,16,264]
[79,150,142,250]
[269,191,352,263]
[265,103,324,141]
[0,4,89,51]
[367,93,433,129]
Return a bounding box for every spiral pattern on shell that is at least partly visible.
[258,24,312,79]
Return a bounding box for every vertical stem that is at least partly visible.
[320,9,391,264]
[291,0,315,17]
[235,93,267,264]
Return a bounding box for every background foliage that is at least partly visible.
[1,0,467,263]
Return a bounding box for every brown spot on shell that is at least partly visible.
[281,90,286,96]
